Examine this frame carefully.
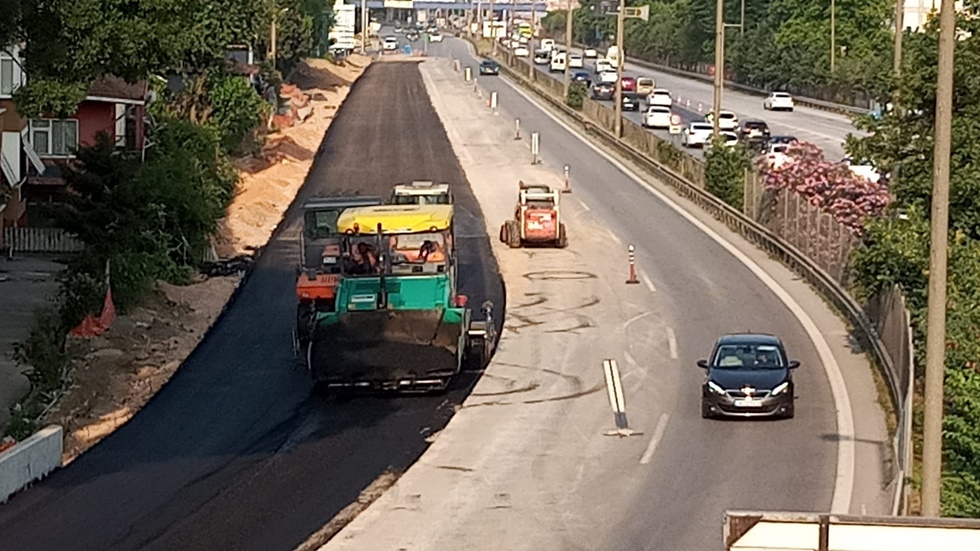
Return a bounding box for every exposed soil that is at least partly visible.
[40,55,372,465]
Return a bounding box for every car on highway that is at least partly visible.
[430,31,444,42]
[568,53,584,69]
[584,47,598,58]
[591,81,615,100]
[642,106,673,129]
[534,49,550,64]
[540,38,555,51]
[382,36,399,51]
[739,119,771,141]
[767,135,799,150]
[479,60,500,75]
[549,51,567,72]
[765,144,792,169]
[704,131,740,150]
[636,77,656,96]
[394,24,403,33]
[620,76,637,92]
[843,157,882,184]
[406,30,420,41]
[571,70,591,83]
[645,89,672,108]
[764,91,795,111]
[595,58,613,73]
[598,70,618,84]
[621,93,640,112]
[514,44,529,57]
[698,333,798,419]
[705,110,739,131]
[681,122,714,147]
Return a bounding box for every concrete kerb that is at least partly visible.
[472,36,903,513]
[0,425,63,503]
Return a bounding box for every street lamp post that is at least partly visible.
[490,0,497,55]
[563,0,574,98]
[921,0,956,518]
[830,0,836,73]
[361,0,368,54]
[613,0,625,138]
[712,0,724,139]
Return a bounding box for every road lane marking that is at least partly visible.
[495,69,855,513]
[641,272,656,292]
[605,229,622,245]
[578,199,591,211]
[640,414,670,465]
[665,326,678,360]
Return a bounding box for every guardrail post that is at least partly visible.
[626,245,639,284]
[464,66,472,81]
[453,59,460,71]
[490,91,498,114]
[530,132,540,165]
[563,165,571,193]
[514,118,521,140]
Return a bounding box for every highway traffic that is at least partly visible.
[322,32,890,550]
[506,40,862,161]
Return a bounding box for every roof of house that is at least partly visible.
[87,75,148,104]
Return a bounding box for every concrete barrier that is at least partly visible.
[0,425,63,503]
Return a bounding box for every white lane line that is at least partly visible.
[640,414,670,465]
[665,326,679,360]
[641,272,656,293]
[578,199,591,211]
[623,350,637,367]
[606,229,622,245]
[497,71,855,514]
[611,361,627,413]
[602,359,619,414]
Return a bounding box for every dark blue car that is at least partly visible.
[571,70,590,83]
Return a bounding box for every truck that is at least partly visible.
[606,45,621,69]
[301,204,496,392]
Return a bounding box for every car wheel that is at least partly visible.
[783,405,795,419]
[701,402,714,419]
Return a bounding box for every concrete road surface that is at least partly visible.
[320,45,891,551]
[0,62,503,551]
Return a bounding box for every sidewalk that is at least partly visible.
[0,255,64,430]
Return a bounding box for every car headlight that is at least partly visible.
[707,381,726,395]
[771,381,791,396]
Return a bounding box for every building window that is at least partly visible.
[30,119,79,158]
[0,55,14,96]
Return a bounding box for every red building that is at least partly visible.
[26,75,149,188]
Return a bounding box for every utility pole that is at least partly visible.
[563,0,573,98]
[613,0,625,138]
[360,0,368,54]
[893,0,904,107]
[740,0,745,36]
[530,1,537,79]
[830,0,836,73]
[490,0,497,55]
[921,0,955,518]
[712,0,724,139]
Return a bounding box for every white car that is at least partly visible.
[642,106,673,129]
[763,92,794,111]
[584,47,598,58]
[595,58,612,73]
[681,122,714,148]
[705,110,739,131]
[843,157,881,184]
[598,70,618,84]
[766,144,792,169]
[705,131,740,150]
[382,36,399,51]
[646,89,672,107]
[534,49,550,64]
[540,38,555,51]
[514,45,529,57]
[568,53,584,68]
[429,32,444,43]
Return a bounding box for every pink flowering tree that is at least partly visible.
[754,141,890,235]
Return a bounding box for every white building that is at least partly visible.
[903,0,964,32]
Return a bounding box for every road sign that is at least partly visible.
[624,6,649,21]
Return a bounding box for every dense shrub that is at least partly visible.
[704,138,751,210]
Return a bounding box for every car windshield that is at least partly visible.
[691,124,712,131]
[650,107,670,113]
[773,93,790,98]
[713,343,784,369]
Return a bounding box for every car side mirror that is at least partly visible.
[788,360,800,369]
[697,359,709,369]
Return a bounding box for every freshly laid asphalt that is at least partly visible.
[0,61,504,551]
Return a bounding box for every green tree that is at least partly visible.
[848,11,980,517]
[704,138,750,209]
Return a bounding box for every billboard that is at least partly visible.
[383,0,414,8]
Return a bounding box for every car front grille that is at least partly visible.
[725,389,772,399]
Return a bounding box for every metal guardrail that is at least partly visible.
[470,38,910,513]
[548,40,871,116]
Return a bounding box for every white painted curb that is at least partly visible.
[0,425,63,503]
